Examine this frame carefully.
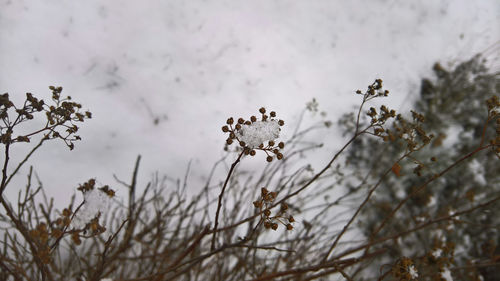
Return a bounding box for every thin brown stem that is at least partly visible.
[211,150,245,250]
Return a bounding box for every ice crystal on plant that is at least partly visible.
[237,120,280,148]
[72,189,112,229]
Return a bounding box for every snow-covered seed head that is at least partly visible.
[222,107,285,162]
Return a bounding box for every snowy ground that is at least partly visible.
[1,0,498,207]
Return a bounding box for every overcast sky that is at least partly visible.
[1,0,498,207]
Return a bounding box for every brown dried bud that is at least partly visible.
[263,209,271,217]
[261,187,269,196]
[266,156,273,162]
[51,228,63,238]
[250,115,257,122]
[278,120,284,126]
[253,201,262,208]
[226,117,234,125]
[238,118,245,124]
[268,140,275,146]
[270,111,276,117]
[286,224,293,230]
[62,208,72,217]
[259,107,266,114]
[222,125,229,132]
[269,192,277,200]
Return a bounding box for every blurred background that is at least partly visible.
[1,0,498,206]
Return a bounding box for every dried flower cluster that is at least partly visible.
[0,86,91,150]
[253,187,294,231]
[222,107,285,162]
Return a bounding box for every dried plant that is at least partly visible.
[0,57,499,281]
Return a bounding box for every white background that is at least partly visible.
[1,0,498,206]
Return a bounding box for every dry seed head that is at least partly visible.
[263,209,271,217]
[250,115,257,122]
[62,208,72,217]
[278,120,284,126]
[277,153,283,160]
[250,150,256,156]
[266,156,273,162]
[288,215,295,223]
[278,142,285,149]
[286,224,293,231]
[238,118,245,124]
[51,228,63,238]
[235,124,241,130]
[222,125,229,132]
[227,117,234,125]
[271,223,278,230]
[270,111,276,117]
[253,201,261,208]
[268,140,275,146]
[259,107,266,114]
[261,187,269,196]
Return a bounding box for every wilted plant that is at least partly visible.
[0,56,499,281]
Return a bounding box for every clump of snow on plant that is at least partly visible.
[237,120,280,148]
[408,265,418,279]
[72,189,112,229]
[431,248,442,258]
[440,267,453,281]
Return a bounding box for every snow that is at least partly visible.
[441,267,454,281]
[0,1,498,207]
[408,265,418,279]
[72,189,112,229]
[432,248,443,258]
[237,120,280,148]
